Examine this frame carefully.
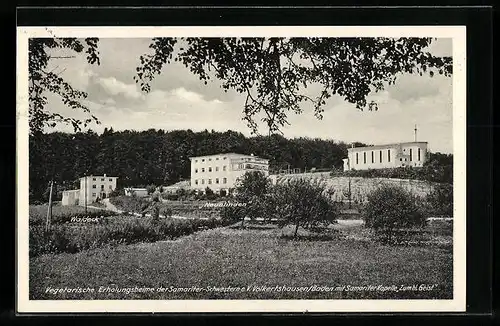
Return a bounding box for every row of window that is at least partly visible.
[92,177,113,182]
[195,165,227,173]
[355,148,421,165]
[194,178,228,185]
[91,184,113,190]
[195,157,227,163]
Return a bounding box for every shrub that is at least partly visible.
[146,184,157,195]
[330,164,453,184]
[29,215,233,257]
[425,184,453,217]
[204,187,216,200]
[109,187,123,198]
[268,178,340,237]
[109,196,149,214]
[364,185,426,243]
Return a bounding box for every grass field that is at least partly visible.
[29,204,117,225]
[30,220,453,300]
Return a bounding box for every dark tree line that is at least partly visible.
[29,128,351,203]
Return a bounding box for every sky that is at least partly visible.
[44,37,453,153]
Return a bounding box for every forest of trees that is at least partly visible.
[29,128,351,203]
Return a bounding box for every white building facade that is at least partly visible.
[190,153,269,193]
[124,188,148,197]
[79,174,118,205]
[61,189,80,206]
[343,142,428,171]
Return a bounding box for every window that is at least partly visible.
[418,148,421,161]
[101,178,105,181]
[400,158,403,161]
[209,167,212,172]
[202,159,205,162]
[195,168,198,173]
[371,151,374,163]
[109,178,112,182]
[109,185,112,189]
[363,152,366,164]
[223,165,227,171]
[101,185,104,189]
[209,158,212,161]
[92,185,97,189]
[195,180,198,185]
[202,179,205,184]
[208,179,212,184]
[201,168,205,172]
[223,178,227,184]
[216,178,219,184]
[92,193,96,197]
[93,178,96,181]
[356,153,359,164]
[216,157,219,160]
[216,166,219,172]
[223,157,227,160]
[380,150,382,162]
[388,149,391,162]
[195,159,198,163]
[409,148,412,161]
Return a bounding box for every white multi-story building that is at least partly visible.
[79,174,118,205]
[343,142,428,171]
[189,153,269,193]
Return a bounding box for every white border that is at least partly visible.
[16,26,467,313]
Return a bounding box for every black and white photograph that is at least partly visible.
[16,26,466,313]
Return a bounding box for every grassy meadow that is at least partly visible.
[29,219,453,300]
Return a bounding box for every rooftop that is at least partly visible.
[79,175,118,180]
[347,141,428,152]
[189,152,268,160]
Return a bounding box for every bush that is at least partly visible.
[331,164,453,184]
[109,196,149,214]
[109,187,123,198]
[146,184,157,195]
[364,185,426,243]
[29,215,233,257]
[204,187,216,200]
[425,184,453,217]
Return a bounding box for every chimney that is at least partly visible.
[104,174,107,177]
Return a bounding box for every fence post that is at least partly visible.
[45,180,54,232]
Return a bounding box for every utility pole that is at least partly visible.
[348,143,353,209]
[45,180,54,231]
[84,174,88,214]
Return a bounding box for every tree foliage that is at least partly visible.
[135,37,452,135]
[29,129,349,203]
[233,171,273,226]
[425,183,453,217]
[28,37,101,134]
[364,185,426,242]
[269,178,340,237]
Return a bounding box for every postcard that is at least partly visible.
[16,25,466,313]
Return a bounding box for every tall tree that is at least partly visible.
[135,37,452,135]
